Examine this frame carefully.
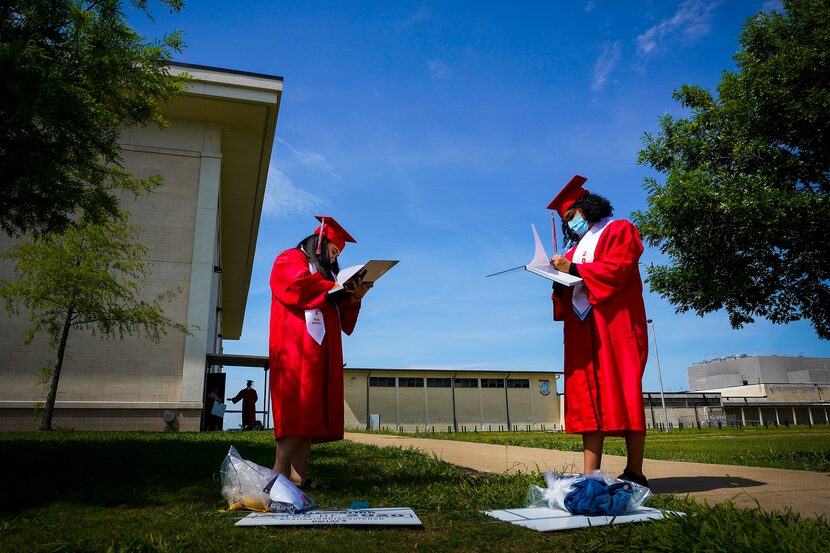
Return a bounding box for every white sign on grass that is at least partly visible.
[235,507,422,527]
[484,506,677,532]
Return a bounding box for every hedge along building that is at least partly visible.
[0,63,283,431]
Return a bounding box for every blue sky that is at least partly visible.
[131,1,829,428]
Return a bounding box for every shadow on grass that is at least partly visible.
[0,432,486,515]
[1,433,252,513]
[651,476,764,494]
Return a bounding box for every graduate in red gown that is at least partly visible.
[548,175,650,488]
[228,379,258,430]
[268,216,368,490]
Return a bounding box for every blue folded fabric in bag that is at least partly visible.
[563,478,632,516]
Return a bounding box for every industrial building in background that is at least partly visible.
[688,355,830,427]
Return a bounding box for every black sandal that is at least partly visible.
[618,468,650,488]
[300,478,329,491]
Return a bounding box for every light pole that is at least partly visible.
[647,319,670,432]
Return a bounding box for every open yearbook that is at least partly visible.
[328,260,399,293]
[525,224,582,286]
[487,225,582,287]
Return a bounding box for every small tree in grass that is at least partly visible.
[0,218,187,430]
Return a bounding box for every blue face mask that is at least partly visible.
[568,213,589,237]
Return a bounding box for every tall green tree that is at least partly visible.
[634,0,830,339]
[0,218,187,430]
[0,0,187,237]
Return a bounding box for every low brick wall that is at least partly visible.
[0,407,202,431]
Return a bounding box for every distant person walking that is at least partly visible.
[548,175,650,487]
[268,216,368,490]
[228,380,258,430]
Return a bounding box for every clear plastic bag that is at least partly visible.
[220,446,315,513]
[526,470,651,515]
[264,474,315,514]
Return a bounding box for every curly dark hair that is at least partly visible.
[561,193,614,247]
[296,234,340,281]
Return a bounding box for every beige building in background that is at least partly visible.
[0,63,282,431]
[342,368,564,432]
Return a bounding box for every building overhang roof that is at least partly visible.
[163,62,282,339]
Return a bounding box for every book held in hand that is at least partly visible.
[486,225,582,287]
[525,225,582,286]
[328,260,399,293]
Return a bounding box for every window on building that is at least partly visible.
[481,378,505,388]
[369,377,396,387]
[427,378,451,388]
[398,377,424,388]
[454,378,479,388]
[507,379,530,388]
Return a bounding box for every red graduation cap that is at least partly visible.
[313,216,356,252]
[547,175,589,217]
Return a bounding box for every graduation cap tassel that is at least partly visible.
[551,213,558,254]
[315,218,325,255]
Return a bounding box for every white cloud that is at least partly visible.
[636,0,719,56]
[584,0,597,13]
[276,138,340,178]
[592,41,621,91]
[262,166,331,219]
[428,59,452,80]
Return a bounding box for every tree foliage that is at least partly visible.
[0,0,188,237]
[0,218,188,430]
[634,0,830,339]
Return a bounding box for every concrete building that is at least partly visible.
[642,392,725,430]
[687,355,830,426]
[342,368,563,432]
[0,63,282,431]
[689,354,830,391]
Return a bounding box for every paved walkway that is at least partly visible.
[344,432,830,518]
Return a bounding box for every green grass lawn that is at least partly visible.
[362,426,830,472]
[2,431,829,552]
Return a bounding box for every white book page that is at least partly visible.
[525,224,583,287]
[329,260,399,293]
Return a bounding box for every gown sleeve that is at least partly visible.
[551,282,565,321]
[270,249,337,310]
[337,296,361,335]
[577,221,644,305]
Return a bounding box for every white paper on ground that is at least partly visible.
[483,506,680,532]
[235,507,422,527]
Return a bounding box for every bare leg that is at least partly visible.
[274,436,303,477]
[624,431,646,476]
[582,431,604,473]
[289,436,314,485]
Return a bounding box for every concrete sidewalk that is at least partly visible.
[344,432,830,519]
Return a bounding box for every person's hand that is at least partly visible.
[346,275,370,301]
[551,255,571,273]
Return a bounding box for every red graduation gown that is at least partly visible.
[269,248,360,443]
[552,219,649,436]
